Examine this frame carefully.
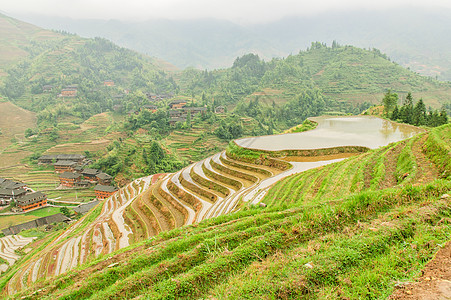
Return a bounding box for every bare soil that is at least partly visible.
[390,241,451,300]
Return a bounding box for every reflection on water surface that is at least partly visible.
[236,116,424,151]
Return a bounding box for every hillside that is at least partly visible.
[3,123,449,299]
[14,7,451,80]
[0,13,63,79]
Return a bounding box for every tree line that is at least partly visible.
[382,91,448,127]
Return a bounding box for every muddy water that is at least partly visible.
[236,116,425,151]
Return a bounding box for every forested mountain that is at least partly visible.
[13,7,451,80]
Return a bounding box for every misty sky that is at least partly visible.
[2,0,451,23]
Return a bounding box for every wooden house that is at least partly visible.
[169,100,187,109]
[215,106,225,114]
[82,169,100,181]
[16,192,47,212]
[59,172,82,187]
[94,185,119,199]
[169,117,186,126]
[96,173,112,185]
[143,105,157,113]
[54,160,76,173]
[61,88,77,97]
[103,80,114,86]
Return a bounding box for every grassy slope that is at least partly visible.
[265,46,451,108]
[0,14,63,75]
[6,124,450,299]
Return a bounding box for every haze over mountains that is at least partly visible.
[9,7,451,80]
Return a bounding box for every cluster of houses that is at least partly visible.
[128,99,224,126]
[0,178,47,212]
[38,154,118,200]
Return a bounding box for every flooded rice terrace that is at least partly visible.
[237,116,426,203]
[236,116,425,151]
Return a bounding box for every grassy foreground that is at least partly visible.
[5,125,451,299]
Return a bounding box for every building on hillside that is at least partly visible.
[16,192,47,212]
[143,105,157,113]
[38,154,85,164]
[103,80,114,86]
[169,117,186,126]
[215,106,225,114]
[0,188,26,205]
[169,100,187,109]
[184,107,207,116]
[94,185,118,199]
[127,109,138,116]
[2,213,69,235]
[76,180,91,188]
[0,178,27,190]
[73,200,100,215]
[54,160,76,173]
[59,172,82,187]
[96,173,112,185]
[169,109,183,118]
[61,88,77,97]
[82,169,99,181]
[42,85,53,92]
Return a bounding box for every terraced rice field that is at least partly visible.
[0,235,35,274]
[122,151,284,244]
[3,116,436,295]
[263,131,444,207]
[3,175,153,294]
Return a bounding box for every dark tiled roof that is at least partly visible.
[0,179,26,190]
[59,172,81,179]
[82,168,99,175]
[94,185,118,193]
[54,160,76,166]
[0,188,26,197]
[17,192,46,206]
[96,173,112,180]
[73,200,100,215]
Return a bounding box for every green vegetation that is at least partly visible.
[6,118,449,300]
[387,92,449,127]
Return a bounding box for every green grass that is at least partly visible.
[24,206,61,218]
[10,179,451,300]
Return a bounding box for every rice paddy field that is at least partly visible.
[1,121,449,299]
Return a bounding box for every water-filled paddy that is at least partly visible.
[236,116,425,151]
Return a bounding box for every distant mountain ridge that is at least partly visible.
[9,7,451,80]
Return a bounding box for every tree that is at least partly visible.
[413,98,426,126]
[60,207,71,218]
[382,90,398,116]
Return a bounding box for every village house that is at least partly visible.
[169,109,183,118]
[127,109,139,116]
[0,188,26,205]
[169,99,187,109]
[169,117,186,126]
[103,80,114,86]
[38,154,86,164]
[59,172,82,187]
[0,178,27,190]
[61,88,77,97]
[215,106,225,114]
[96,173,112,185]
[16,192,47,212]
[94,185,119,199]
[184,107,207,116]
[54,160,76,173]
[42,85,53,92]
[73,200,100,215]
[82,169,100,181]
[143,105,157,113]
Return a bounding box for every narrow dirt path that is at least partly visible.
[414,135,439,184]
[390,240,451,300]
